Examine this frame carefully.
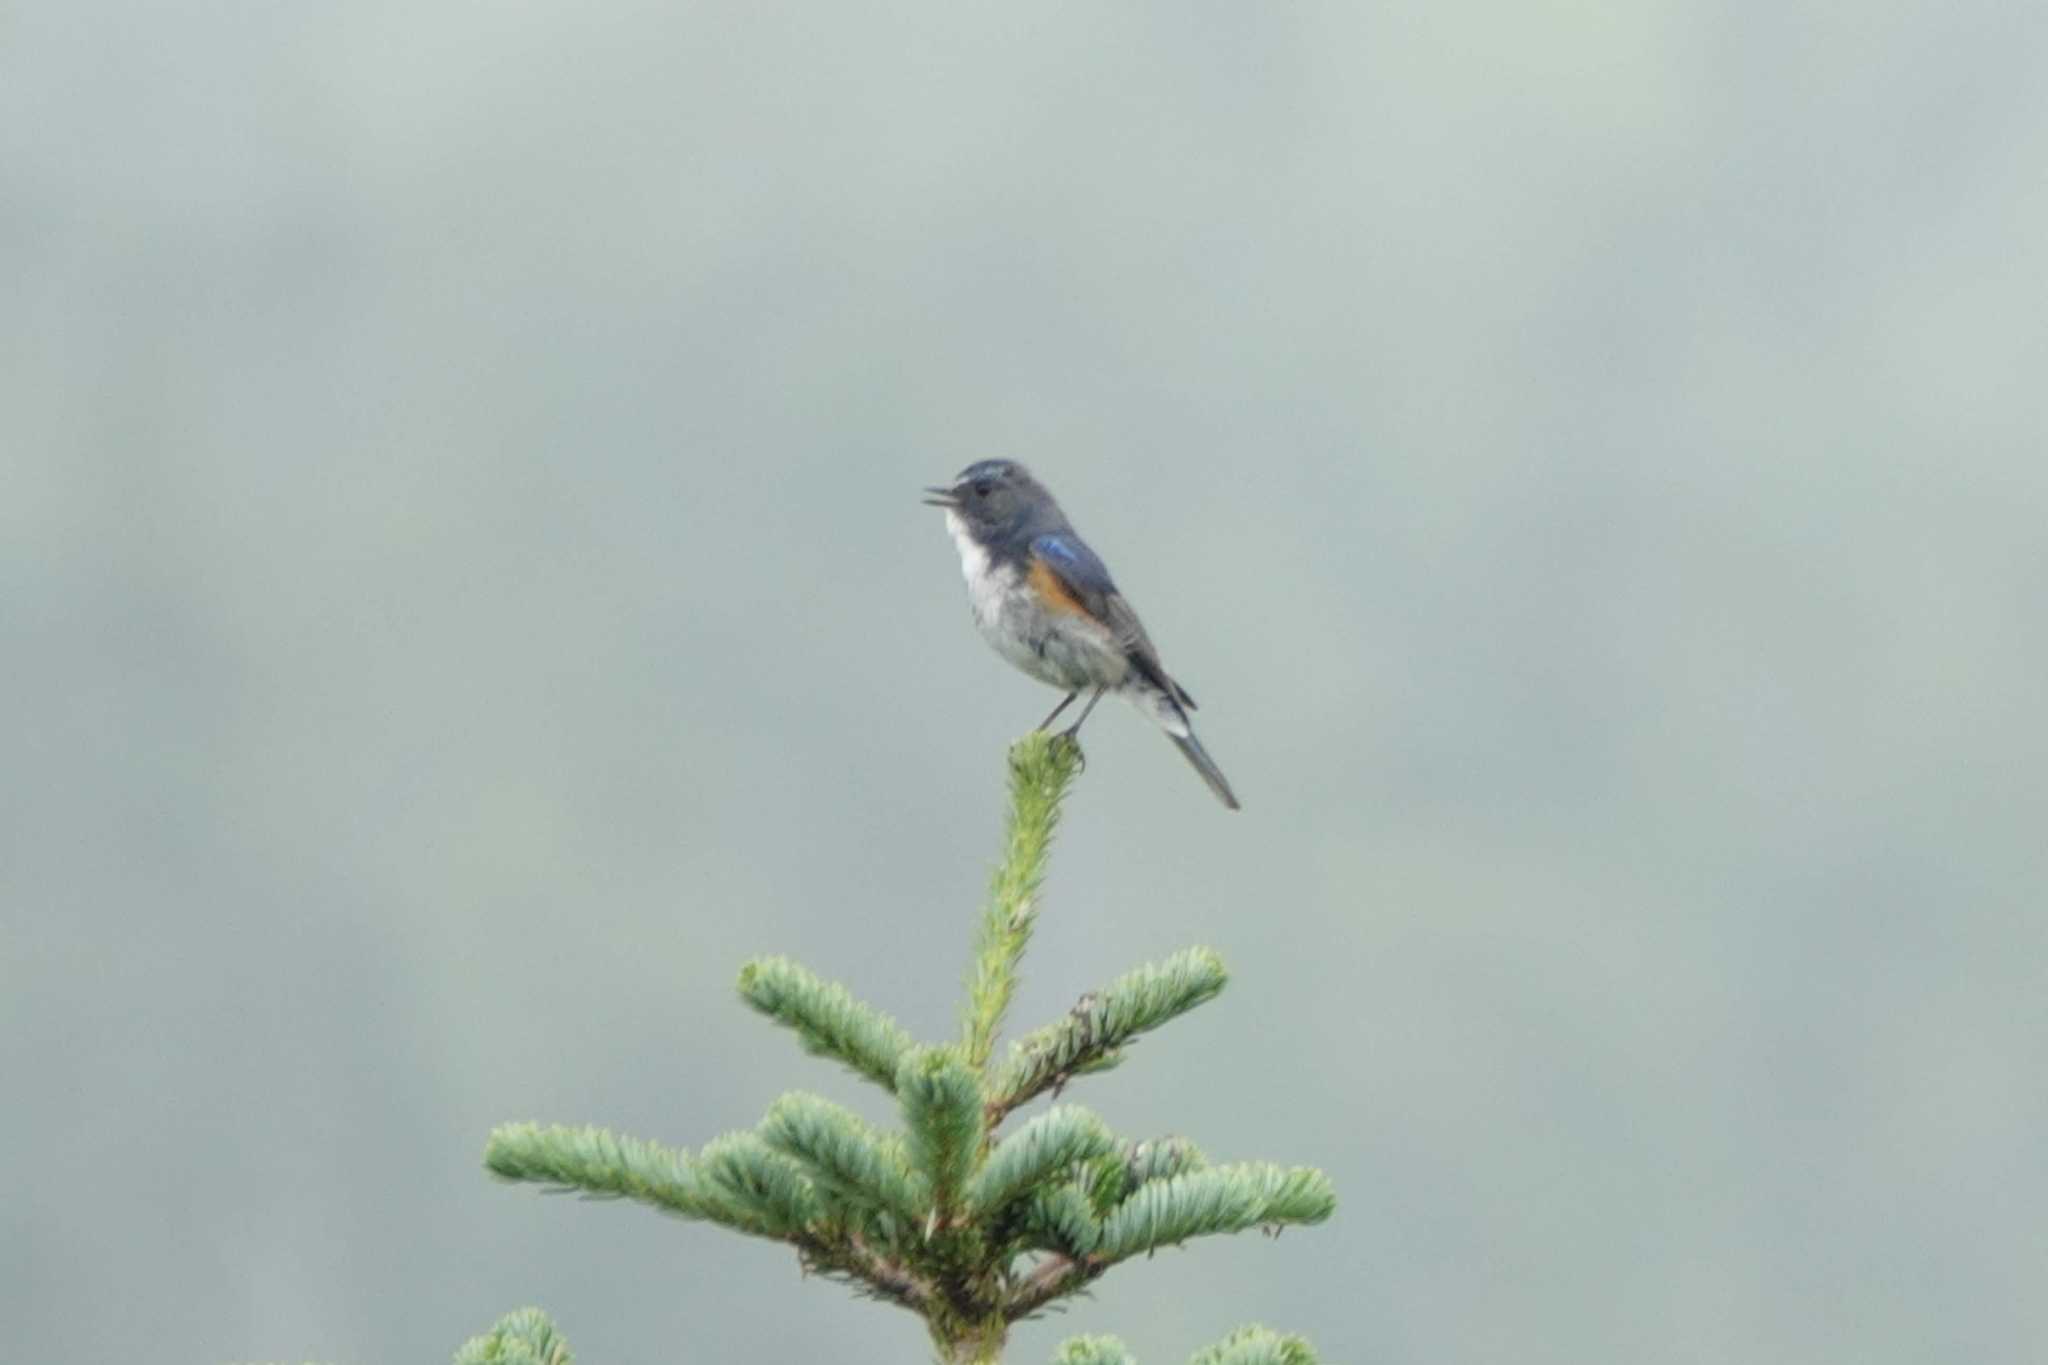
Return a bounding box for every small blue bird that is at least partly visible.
[924,460,1240,809]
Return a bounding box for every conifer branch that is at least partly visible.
[1120,1136,1208,1189]
[694,1132,823,1238]
[758,1091,928,1227]
[485,1124,716,1219]
[1007,1250,1107,1319]
[1187,1326,1321,1365]
[737,956,914,1090]
[795,1232,933,1314]
[1053,1336,1136,1365]
[963,733,1083,1072]
[987,947,1230,1122]
[1012,1135,1207,1263]
[483,1123,819,1240]
[1091,1164,1335,1264]
[895,1047,986,1217]
[1020,1182,1104,1259]
[453,1307,574,1365]
[966,1105,1116,1220]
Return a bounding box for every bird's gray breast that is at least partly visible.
[943,513,1127,691]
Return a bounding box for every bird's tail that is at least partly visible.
[1133,684,1240,810]
[1169,728,1240,810]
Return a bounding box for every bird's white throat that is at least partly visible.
[942,510,988,581]
[943,510,1017,635]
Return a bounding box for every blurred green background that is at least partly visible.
[5,2,2044,1362]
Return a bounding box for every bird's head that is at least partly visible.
[922,460,1058,538]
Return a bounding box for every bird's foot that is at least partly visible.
[1053,727,1087,770]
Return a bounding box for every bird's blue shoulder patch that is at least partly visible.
[1030,532,1117,599]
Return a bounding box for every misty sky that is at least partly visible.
[5,3,2045,1363]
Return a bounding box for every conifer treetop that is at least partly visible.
[478,733,1333,1364]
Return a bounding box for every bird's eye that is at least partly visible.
[972,480,995,498]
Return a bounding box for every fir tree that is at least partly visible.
[473,734,1334,1364]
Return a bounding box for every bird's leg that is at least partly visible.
[1060,686,1107,741]
[1036,691,1079,731]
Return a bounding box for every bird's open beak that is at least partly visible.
[921,485,960,508]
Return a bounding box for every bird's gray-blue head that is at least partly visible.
[922,460,1065,543]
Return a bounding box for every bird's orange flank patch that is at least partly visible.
[1028,557,1090,616]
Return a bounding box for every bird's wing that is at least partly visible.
[1028,532,1196,710]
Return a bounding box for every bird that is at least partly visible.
[924,460,1240,809]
